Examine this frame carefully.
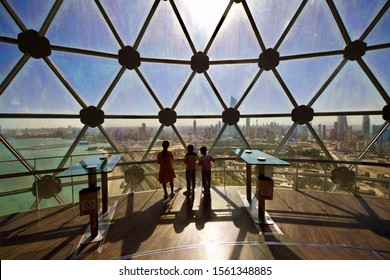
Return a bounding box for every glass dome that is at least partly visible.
[0,0,389,215]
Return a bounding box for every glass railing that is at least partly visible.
[0,149,389,216]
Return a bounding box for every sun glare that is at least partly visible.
[181,0,228,34]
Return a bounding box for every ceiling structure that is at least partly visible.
[0,0,389,212]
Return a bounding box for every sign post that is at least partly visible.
[233,149,289,224]
[56,154,122,243]
[256,175,274,221]
[79,166,101,241]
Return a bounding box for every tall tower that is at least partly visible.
[322,125,327,139]
[337,116,348,141]
[230,96,237,107]
[193,119,197,135]
[318,124,322,138]
[139,123,147,140]
[246,117,250,136]
[362,115,370,140]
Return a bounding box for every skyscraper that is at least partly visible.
[230,96,238,108]
[246,117,250,136]
[323,125,327,139]
[337,116,348,141]
[363,115,370,140]
[193,119,197,135]
[318,124,323,138]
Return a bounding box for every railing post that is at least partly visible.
[70,155,75,204]
[324,162,327,192]
[246,163,252,201]
[354,164,358,196]
[34,158,39,210]
[295,163,298,191]
[223,155,226,189]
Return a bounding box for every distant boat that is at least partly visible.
[79,141,89,145]
[87,146,98,151]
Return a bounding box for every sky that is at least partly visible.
[0,0,389,130]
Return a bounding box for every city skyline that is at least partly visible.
[2,114,388,153]
[0,113,387,130]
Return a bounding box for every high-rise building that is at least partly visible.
[322,125,327,139]
[193,119,197,135]
[230,96,237,108]
[246,117,250,136]
[333,122,339,140]
[139,123,147,140]
[318,124,323,138]
[337,116,348,142]
[363,115,370,140]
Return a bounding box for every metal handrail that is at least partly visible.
[1,156,389,180]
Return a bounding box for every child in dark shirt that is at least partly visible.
[183,144,199,197]
[198,146,215,196]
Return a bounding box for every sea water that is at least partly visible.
[0,137,110,216]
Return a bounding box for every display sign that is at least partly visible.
[79,187,100,216]
[256,176,274,200]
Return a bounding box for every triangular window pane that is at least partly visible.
[313,62,387,112]
[102,118,157,155]
[278,55,343,105]
[241,117,294,153]
[366,8,390,45]
[50,51,120,106]
[312,115,386,156]
[140,63,191,108]
[247,0,302,49]
[0,188,37,215]
[61,127,116,168]
[278,0,345,55]
[360,121,390,158]
[6,126,76,169]
[0,43,23,84]
[74,127,113,156]
[0,3,21,37]
[0,139,36,210]
[355,121,389,198]
[239,71,294,114]
[208,3,260,60]
[359,115,387,154]
[100,0,154,45]
[213,125,247,151]
[1,59,82,113]
[207,63,259,108]
[142,126,183,161]
[174,0,228,51]
[103,71,160,115]
[8,0,56,32]
[0,140,30,174]
[138,2,193,59]
[175,118,223,148]
[276,124,328,160]
[46,0,119,52]
[175,75,224,115]
[363,49,389,94]
[333,0,387,41]
[310,115,337,148]
[0,118,81,131]
[156,126,181,146]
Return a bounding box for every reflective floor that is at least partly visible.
[0,186,389,260]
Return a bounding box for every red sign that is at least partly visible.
[256,177,274,200]
[79,188,99,216]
